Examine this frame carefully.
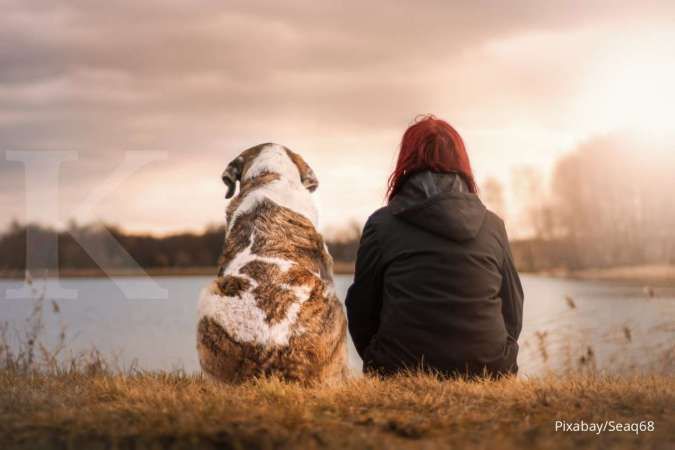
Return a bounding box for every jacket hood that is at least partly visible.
[389,171,487,241]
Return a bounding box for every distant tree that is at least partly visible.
[511,166,556,240]
[481,177,506,220]
[325,220,363,263]
[550,135,675,268]
[2,140,673,276]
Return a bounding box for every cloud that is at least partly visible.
[2,0,675,232]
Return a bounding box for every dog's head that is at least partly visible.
[222,143,318,199]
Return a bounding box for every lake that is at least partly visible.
[1,274,673,376]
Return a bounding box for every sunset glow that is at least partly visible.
[1,1,674,237]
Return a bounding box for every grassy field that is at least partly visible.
[0,369,672,450]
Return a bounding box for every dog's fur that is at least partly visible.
[197,143,348,384]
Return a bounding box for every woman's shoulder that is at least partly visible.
[358,206,397,245]
[483,209,505,229]
[365,205,396,229]
[482,209,510,244]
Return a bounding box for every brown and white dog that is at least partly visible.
[197,143,348,384]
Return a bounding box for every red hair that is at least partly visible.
[386,115,477,201]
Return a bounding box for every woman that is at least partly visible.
[345,115,523,378]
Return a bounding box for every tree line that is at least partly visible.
[504,135,675,271]
[0,221,362,274]
[1,134,672,274]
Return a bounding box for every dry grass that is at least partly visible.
[0,369,672,450]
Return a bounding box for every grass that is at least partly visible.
[1,278,672,449]
[0,369,673,450]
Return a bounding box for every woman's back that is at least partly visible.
[345,116,523,378]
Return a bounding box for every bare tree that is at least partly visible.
[511,166,556,240]
[550,135,675,268]
[481,177,506,221]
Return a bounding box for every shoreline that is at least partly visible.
[0,263,672,286]
[538,264,675,287]
[0,261,357,280]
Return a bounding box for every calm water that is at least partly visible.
[0,275,673,376]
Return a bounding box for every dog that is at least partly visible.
[197,143,348,384]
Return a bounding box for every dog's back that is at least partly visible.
[197,144,347,384]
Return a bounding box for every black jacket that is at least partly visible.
[345,171,523,377]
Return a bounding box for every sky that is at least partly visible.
[2,0,675,237]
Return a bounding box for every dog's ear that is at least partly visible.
[285,148,319,192]
[222,156,244,199]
